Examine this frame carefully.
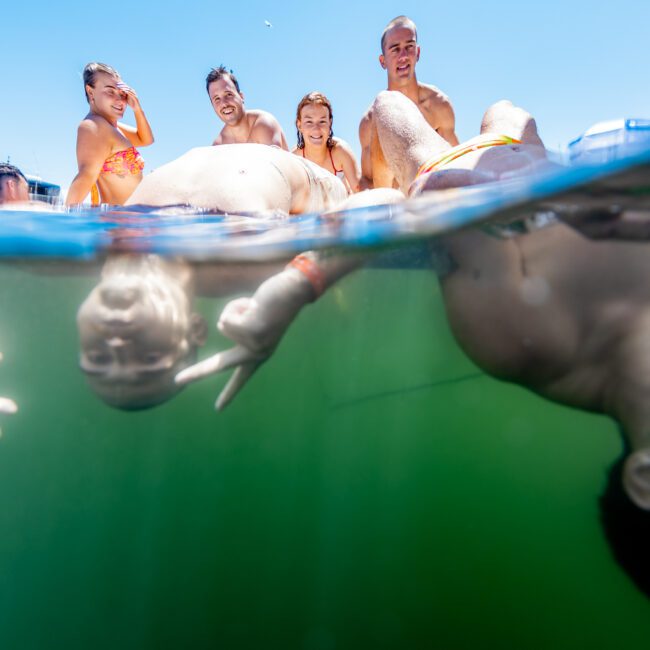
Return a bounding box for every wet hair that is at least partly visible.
[83,62,121,102]
[295,91,335,150]
[205,66,241,95]
[380,15,418,53]
[0,163,27,185]
[599,451,650,598]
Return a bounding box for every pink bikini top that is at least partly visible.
[101,146,145,175]
[91,146,145,206]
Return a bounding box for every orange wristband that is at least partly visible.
[287,254,326,299]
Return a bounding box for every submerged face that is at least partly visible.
[380,25,420,85]
[208,76,245,126]
[77,259,206,409]
[86,71,127,121]
[297,103,332,148]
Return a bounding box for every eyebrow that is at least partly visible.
[389,39,416,48]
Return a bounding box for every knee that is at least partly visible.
[481,99,543,146]
[373,91,407,123]
[481,99,527,127]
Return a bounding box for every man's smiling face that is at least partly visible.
[380,25,420,86]
[208,75,245,126]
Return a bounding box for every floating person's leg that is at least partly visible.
[479,99,545,145]
[369,118,399,190]
[372,91,550,195]
[371,90,449,193]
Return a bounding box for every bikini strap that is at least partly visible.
[90,184,100,207]
[328,146,343,174]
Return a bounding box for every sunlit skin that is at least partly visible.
[359,21,459,190]
[209,77,246,128]
[126,143,349,215]
[379,26,421,91]
[209,75,288,149]
[293,103,361,194]
[174,90,650,514]
[67,71,154,206]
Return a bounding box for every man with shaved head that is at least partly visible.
[359,16,459,190]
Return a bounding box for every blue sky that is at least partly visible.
[1,0,649,192]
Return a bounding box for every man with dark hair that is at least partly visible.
[359,16,459,189]
[0,163,29,204]
[206,66,288,149]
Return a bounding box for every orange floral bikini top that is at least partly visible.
[90,146,145,206]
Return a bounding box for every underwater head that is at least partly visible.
[77,255,207,409]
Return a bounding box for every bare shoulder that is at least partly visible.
[248,109,286,147]
[331,137,355,158]
[249,109,282,128]
[419,83,454,111]
[77,115,104,137]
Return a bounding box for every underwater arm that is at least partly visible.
[175,251,368,409]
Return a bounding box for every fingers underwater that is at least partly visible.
[216,362,261,411]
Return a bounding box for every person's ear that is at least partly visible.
[416,45,421,62]
[239,91,245,103]
[189,313,208,346]
[86,85,94,102]
[5,179,18,200]
[379,54,386,69]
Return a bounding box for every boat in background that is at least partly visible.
[25,174,61,204]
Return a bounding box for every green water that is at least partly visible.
[0,263,647,649]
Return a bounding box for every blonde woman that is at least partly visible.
[67,62,154,206]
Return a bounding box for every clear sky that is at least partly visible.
[1,0,649,193]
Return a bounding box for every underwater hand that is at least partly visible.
[175,267,315,410]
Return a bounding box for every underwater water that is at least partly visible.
[0,258,649,649]
[1,150,650,648]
